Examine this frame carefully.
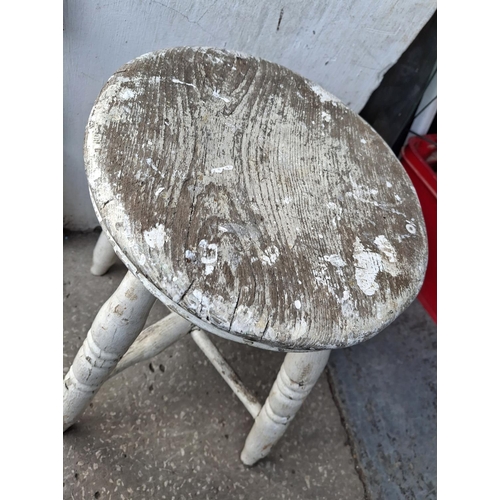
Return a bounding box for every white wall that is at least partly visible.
[63,0,436,230]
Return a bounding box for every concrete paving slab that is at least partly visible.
[328,300,437,500]
[63,231,366,500]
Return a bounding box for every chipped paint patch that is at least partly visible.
[211,165,234,174]
[353,239,381,296]
[212,88,230,103]
[231,304,257,333]
[406,221,417,234]
[89,169,101,182]
[324,254,346,267]
[172,78,196,88]
[353,236,401,295]
[144,224,166,250]
[374,235,397,263]
[119,88,135,100]
[340,289,355,317]
[327,201,342,213]
[185,249,196,261]
[199,240,218,275]
[294,300,302,310]
[190,289,212,315]
[309,83,340,105]
[262,245,279,266]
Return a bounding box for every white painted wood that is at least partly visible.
[240,350,330,466]
[63,271,156,431]
[88,198,290,353]
[111,312,192,377]
[90,230,119,276]
[191,328,262,419]
[86,47,428,351]
[64,0,436,231]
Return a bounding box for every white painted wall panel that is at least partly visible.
[63,0,436,230]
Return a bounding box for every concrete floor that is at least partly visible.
[63,231,436,500]
[328,300,437,499]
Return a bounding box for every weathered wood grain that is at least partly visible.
[85,47,427,351]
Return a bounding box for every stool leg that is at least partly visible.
[90,230,119,276]
[63,271,156,431]
[240,350,330,466]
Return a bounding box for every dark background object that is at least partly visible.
[359,11,437,155]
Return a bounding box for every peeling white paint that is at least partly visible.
[294,300,302,310]
[406,221,417,234]
[212,88,230,103]
[353,236,401,296]
[340,289,355,317]
[82,45,430,352]
[353,238,381,296]
[119,88,135,100]
[261,245,280,266]
[309,83,340,105]
[192,289,212,312]
[172,78,196,88]
[207,54,224,64]
[144,224,166,250]
[89,169,101,182]
[348,175,380,204]
[211,165,234,174]
[327,201,342,213]
[360,138,367,144]
[374,235,397,263]
[324,254,346,267]
[321,111,331,122]
[185,249,196,261]
[198,240,218,275]
[231,304,257,334]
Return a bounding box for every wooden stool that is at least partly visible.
[63,47,427,466]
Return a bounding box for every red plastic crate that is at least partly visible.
[400,134,437,322]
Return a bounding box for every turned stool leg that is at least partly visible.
[90,230,119,276]
[63,271,156,431]
[240,350,330,466]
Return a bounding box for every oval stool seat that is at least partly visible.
[85,46,427,351]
